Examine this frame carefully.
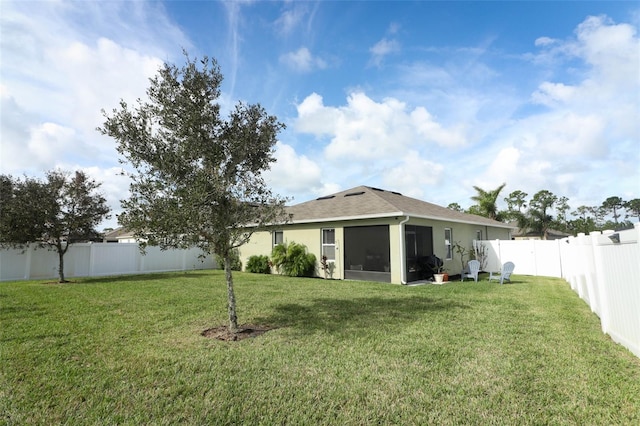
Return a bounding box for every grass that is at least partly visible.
[1,271,639,425]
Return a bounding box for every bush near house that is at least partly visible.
[271,241,316,277]
[246,255,271,274]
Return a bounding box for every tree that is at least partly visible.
[470,183,506,221]
[99,54,287,334]
[0,170,110,282]
[625,199,640,222]
[601,196,625,225]
[447,202,463,212]
[504,190,528,213]
[524,190,557,240]
[503,190,528,222]
[554,196,570,231]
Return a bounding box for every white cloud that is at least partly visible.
[369,38,400,66]
[76,165,131,229]
[387,22,401,35]
[534,36,556,47]
[274,8,306,35]
[28,123,79,167]
[291,92,471,202]
[410,107,466,147]
[265,142,327,196]
[1,36,163,175]
[295,91,467,165]
[382,151,444,199]
[0,1,187,226]
[280,47,327,72]
[531,82,577,106]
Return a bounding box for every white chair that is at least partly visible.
[461,260,480,282]
[489,262,515,285]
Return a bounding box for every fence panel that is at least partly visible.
[90,243,141,276]
[0,243,215,281]
[27,248,60,280]
[482,239,561,277]
[532,240,562,277]
[0,248,30,280]
[586,227,640,358]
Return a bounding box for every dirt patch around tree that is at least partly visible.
[201,324,277,341]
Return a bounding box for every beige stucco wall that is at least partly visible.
[406,218,511,276]
[239,217,511,284]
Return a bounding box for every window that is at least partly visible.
[272,230,283,247]
[476,230,483,241]
[322,228,336,261]
[444,228,453,260]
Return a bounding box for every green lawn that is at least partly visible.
[2,271,639,425]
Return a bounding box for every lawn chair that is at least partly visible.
[461,260,480,282]
[489,261,515,284]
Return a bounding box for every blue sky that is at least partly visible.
[1,1,639,229]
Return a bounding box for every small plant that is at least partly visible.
[453,241,469,273]
[320,255,336,279]
[471,241,489,272]
[215,249,242,271]
[271,242,316,277]
[246,255,271,274]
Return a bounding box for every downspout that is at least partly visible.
[399,215,410,285]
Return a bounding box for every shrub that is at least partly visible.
[271,242,317,277]
[215,249,242,271]
[246,255,271,274]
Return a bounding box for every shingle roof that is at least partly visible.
[286,186,513,228]
[103,227,135,239]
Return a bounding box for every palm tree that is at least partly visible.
[470,183,506,221]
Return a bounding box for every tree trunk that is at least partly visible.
[57,247,66,283]
[225,255,239,333]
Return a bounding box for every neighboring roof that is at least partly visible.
[103,227,135,240]
[285,186,513,229]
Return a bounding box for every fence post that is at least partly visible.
[591,231,610,333]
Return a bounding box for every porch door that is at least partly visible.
[344,225,391,283]
[405,225,434,282]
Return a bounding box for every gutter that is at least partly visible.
[281,212,515,229]
[399,215,410,285]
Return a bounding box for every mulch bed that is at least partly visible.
[201,324,277,341]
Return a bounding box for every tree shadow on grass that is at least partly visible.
[74,271,217,284]
[254,295,470,338]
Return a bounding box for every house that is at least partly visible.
[239,186,514,284]
[102,227,138,243]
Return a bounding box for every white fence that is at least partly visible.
[481,239,563,277]
[481,222,640,358]
[0,243,216,282]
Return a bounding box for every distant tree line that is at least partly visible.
[448,184,639,238]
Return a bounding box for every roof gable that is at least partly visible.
[286,186,512,228]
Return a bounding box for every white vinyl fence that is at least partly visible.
[0,243,216,282]
[480,223,640,358]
